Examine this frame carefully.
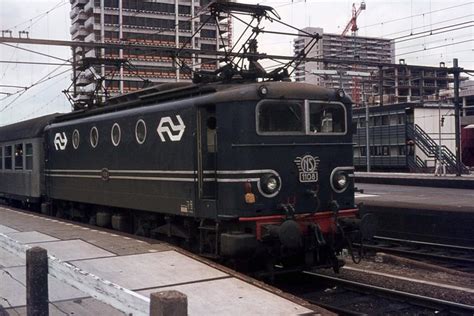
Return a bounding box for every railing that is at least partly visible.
[407,155,429,173]
[407,124,469,174]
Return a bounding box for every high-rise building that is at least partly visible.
[293,27,395,105]
[70,0,232,103]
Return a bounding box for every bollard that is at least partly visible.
[26,247,49,316]
[150,290,187,316]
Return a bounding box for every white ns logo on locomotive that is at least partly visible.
[54,132,68,151]
[295,155,320,183]
[157,115,186,142]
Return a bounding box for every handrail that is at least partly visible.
[407,123,469,174]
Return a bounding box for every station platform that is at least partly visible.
[356,183,474,247]
[0,206,323,316]
[355,172,474,189]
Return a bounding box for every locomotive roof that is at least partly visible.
[0,113,59,142]
[54,81,348,123]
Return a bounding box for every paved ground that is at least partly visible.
[0,206,320,316]
[355,183,474,212]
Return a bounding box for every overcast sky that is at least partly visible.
[0,0,472,125]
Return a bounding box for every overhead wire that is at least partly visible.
[4,0,68,31]
[0,43,71,63]
[397,39,474,56]
[396,33,474,51]
[392,21,474,42]
[359,2,473,29]
[383,14,474,37]
[0,63,71,112]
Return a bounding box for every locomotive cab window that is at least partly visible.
[257,101,304,134]
[257,100,346,135]
[308,102,346,134]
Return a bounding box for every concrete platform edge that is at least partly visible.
[0,232,149,316]
[355,174,474,189]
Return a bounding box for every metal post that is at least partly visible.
[72,47,77,99]
[150,291,187,316]
[339,71,344,91]
[363,82,370,172]
[26,247,49,316]
[191,1,196,72]
[175,0,180,82]
[119,0,123,94]
[438,102,442,163]
[453,58,462,176]
[100,0,106,101]
[378,66,383,106]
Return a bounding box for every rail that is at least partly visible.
[358,236,474,273]
[303,271,474,314]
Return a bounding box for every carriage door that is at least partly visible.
[197,105,217,204]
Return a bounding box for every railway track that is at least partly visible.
[300,271,474,315]
[357,236,474,273]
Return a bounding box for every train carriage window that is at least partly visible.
[308,102,346,134]
[257,101,304,134]
[14,144,23,170]
[135,119,147,144]
[25,144,33,170]
[90,127,99,148]
[0,147,3,170]
[111,123,121,147]
[72,130,80,149]
[4,146,12,170]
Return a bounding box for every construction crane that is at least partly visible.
[340,2,366,106]
[342,1,366,36]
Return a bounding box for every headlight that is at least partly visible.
[331,170,350,193]
[259,174,281,197]
[266,177,278,191]
[335,173,348,189]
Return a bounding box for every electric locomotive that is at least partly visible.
[0,80,375,273]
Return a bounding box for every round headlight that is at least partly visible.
[266,177,278,191]
[336,174,348,189]
[332,171,349,193]
[259,174,281,196]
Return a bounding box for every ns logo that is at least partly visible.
[54,132,68,151]
[295,155,320,183]
[157,115,186,142]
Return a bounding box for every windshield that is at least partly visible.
[257,100,346,135]
[257,101,304,133]
[309,102,346,134]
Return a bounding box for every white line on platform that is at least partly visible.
[0,233,150,316]
[343,266,474,294]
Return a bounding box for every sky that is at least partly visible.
[0,0,473,125]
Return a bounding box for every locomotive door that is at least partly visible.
[197,106,217,209]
